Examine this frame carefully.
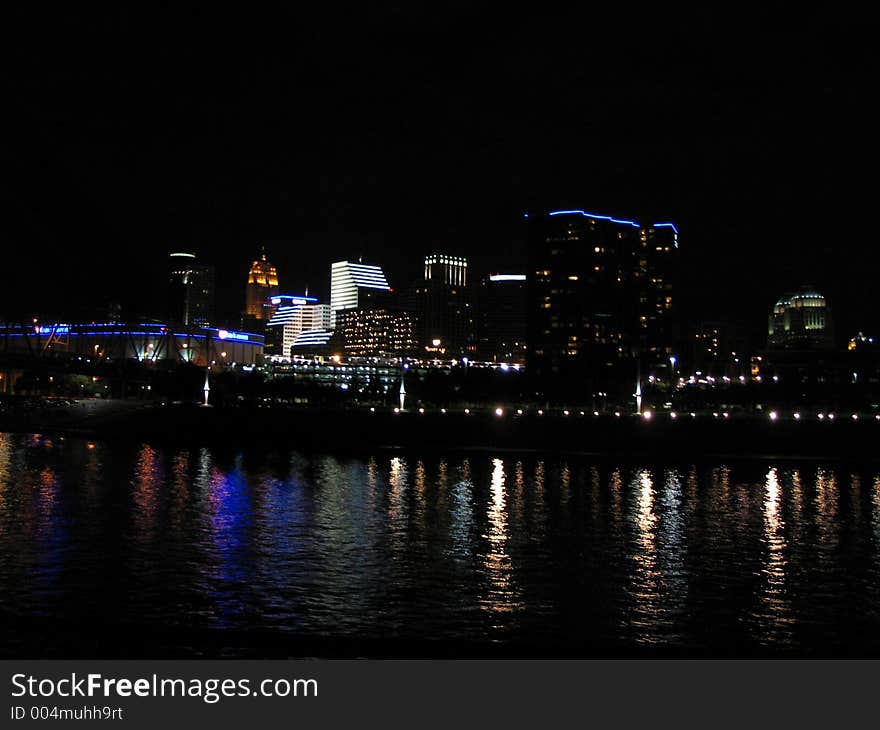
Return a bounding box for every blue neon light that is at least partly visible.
[653,222,679,234]
[0,331,261,345]
[207,327,262,339]
[270,294,318,305]
[548,209,641,228]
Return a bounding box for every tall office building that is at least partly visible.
[478,274,527,364]
[243,248,280,331]
[334,307,417,358]
[526,209,678,399]
[265,295,331,357]
[168,251,215,327]
[418,254,475,357]
[767,287,834,350]
[329,261,391,327]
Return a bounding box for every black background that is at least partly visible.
[3,5,876,345]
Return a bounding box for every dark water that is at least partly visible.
[1,431,879,656]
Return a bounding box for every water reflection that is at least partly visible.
[0,432,878,654]
[478,459,523,617]
[755,468,793,643]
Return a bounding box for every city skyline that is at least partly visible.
[4,7,879,344]
[4,6,880,673]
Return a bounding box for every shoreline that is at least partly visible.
[2,399,879,461]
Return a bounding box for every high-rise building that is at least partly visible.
[244,248,280,328]
[526,209,678,399]
[329,261,391,327]
[168,251,215,327]
[334,307,417,359]
[767,287,835,350]
[418,254,475,357]
[265,295,330,357]
[478,274,527,364]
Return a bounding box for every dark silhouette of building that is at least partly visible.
[526,209,678,401]
[416,254,476,358]
[478,274,527,364]
[168,251,215,327]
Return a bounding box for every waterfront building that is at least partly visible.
[329,261,391,328]
[0,321,263,366]
[767,287,835,351]
[334,307,417,358]
[168,252,215,327]
[269,357,403,395]
[406,254,476,357]
[265,295,330,357]
[478,274,527,364]
[526,209,678,399]
[290,329,335,358]
[244,248,280,328]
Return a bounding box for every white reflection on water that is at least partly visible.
[448,459,474,560]
[388,456,407,526]
[480,458,523,615]
[626,469,660,642]
[756,467,794,644]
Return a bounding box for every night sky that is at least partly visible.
[3,6,877,345]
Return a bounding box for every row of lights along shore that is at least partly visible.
[366,407,880,421]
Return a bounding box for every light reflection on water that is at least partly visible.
[1,432,880,653]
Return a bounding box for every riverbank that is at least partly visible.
[2,398,879,460]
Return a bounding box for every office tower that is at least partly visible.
[638,223,677,359]
[526,209,678,399]
[168,251,215,327]
[329,261,391,327]
[334,307,417,358]
[265,295,331,357]
[478,274,527,364]
[168,252,196,324]
[244,248,280,327]
[419,254,475,357]
[767,287,835,350]
[187,264,215,327]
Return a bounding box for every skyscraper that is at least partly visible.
[265,295,331,357]
[329,261,391,328]
[478,274,527,364]
[767,287,834,350]
[168,251,215,327]
[244,247,280,329]
[334,307,417,358]
[526,209,678,400]
[418,254,475,357]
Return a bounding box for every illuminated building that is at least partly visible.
[269,358,402,394]
[638,224,676,358]
[168,252,215,327]
[290,329,334,358]
[418,254,475,357]
[265,295,330,357]
[767,287,835,350]
[478,274,527,364]
[244,247,280,327]
[329,261,391,327]
[526,209,678,398]
[334,307,417,358]
[0,322,263,365]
